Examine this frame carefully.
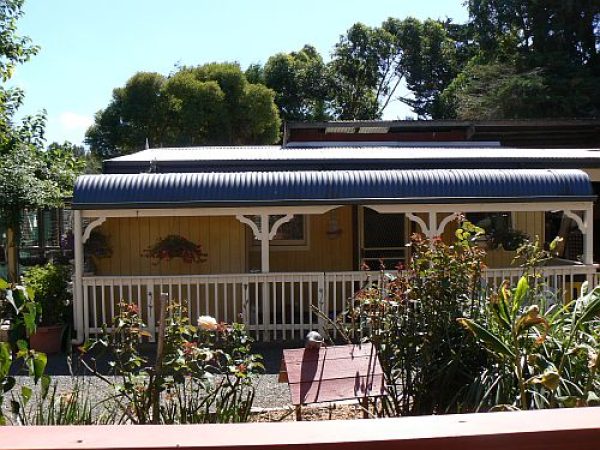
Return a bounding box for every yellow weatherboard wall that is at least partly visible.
[248,206,355,272]
[91,209,545,275]
[94,216,247,276]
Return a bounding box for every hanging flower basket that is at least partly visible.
[143,235,208,264]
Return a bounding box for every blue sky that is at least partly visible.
[10,1,468,146]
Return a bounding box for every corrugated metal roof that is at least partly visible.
[73,169,593,210]
[103,145,600,174]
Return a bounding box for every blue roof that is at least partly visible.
[72,169,594,210]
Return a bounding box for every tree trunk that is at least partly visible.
[6,227,18,283]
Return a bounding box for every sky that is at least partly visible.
[10,1,468,147]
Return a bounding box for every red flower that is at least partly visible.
[183,341,197,355]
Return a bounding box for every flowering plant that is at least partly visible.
[143,234,207,264]
[81,303,262,424]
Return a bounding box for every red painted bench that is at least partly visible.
[280,343,385,419]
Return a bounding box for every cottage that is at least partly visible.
[70,120,600,343]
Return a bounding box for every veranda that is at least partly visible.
[69,168,596,343]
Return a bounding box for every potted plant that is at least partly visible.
[23,263,72,353]
[498,228,529,251]
[143,234,208,265]
[83,230,112,274]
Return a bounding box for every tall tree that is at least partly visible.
[163,72,226,145]
[86,72,170,158]
[467,0,600,69]
[86,63,280,158]
[262,45,331,121]
[396,18,471,118]
[0,0,38,138]
[441,1,600,119]
[0,1,86,280]
[326,18,470,120]
[328,22,402,119]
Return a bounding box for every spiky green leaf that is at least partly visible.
[457,318,515,359]
[0,343,11,379]
[513,276,529,313]
[31,352,47,384]
[575,287,600,326]
[20,386,32,405]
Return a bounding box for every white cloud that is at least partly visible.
[58,111,94,131]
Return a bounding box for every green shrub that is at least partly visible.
[81,300,263,424]
[0,278,47,425]
[334,221,489,416]
[459,238,600,410]
[23,263,71,326]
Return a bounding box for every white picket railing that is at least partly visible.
[81,265,597,341]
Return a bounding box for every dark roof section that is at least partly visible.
[72,169,593,210]
[284,119,600,148]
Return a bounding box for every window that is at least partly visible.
[14,208,70,268]
[359,208,406,270]
[250,215,308,247]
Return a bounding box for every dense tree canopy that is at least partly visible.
[441,1,600,119]
[86,63,281,158]
[88,2,600,155]
[261,45,331,121]
[327,22,401,119]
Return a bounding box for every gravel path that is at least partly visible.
[9,373,291,410]
[4,343,298,419]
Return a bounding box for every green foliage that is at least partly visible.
[336,222,489,416]
[23,263,72,326]
[0,119,85,234]
[331,229,600,415]
[0,138,60,230]
[9,375,102,425]
[0,2,86,284]
[0,0,38,82]
[397,18,471,118]
[458,238,600,410]
[328,22,399,119]
[86,4,600,133]
[262,45,332,121]
[467,0,600,68]
[86,63,281,158]
[439,1,600,119]
[0,277,48,425]
[47,141,98,176]
[81,301,263,424]
[441,61,600,120]
[0,0,39,136]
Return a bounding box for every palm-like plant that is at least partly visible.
[459,238,600,410]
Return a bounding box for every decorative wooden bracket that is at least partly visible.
[82,217,106,244]
[236,214,294,241]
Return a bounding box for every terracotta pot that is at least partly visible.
[29,325,64,354]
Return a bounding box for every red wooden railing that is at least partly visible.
[1,407,599,450]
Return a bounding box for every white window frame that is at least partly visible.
[249,215,310,251]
